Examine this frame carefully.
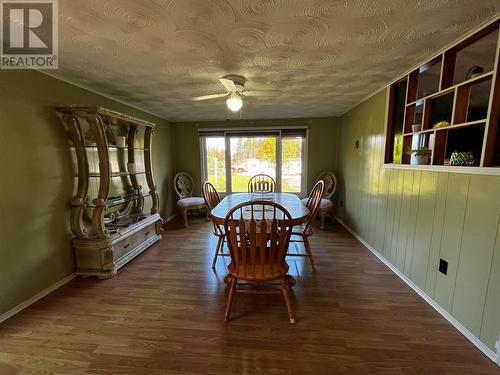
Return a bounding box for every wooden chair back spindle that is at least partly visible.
[247,174,276,193]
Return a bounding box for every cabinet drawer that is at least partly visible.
[112,223,157,261]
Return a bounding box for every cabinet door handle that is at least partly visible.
[144,231,150,236]
[124,243,130,249]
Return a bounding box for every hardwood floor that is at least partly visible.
[0,218,498,374]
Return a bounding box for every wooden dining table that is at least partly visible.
[211,192,310,287]
[211,192,309,226]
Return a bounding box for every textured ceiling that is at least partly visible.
[54,0,500,122]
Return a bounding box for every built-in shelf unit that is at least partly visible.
[385,18,500,170]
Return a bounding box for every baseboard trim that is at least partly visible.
[335,216,499,365]
[164,214,177,222]
[495,337,500,365]
[162,214,177,228]
[0,273,76,324]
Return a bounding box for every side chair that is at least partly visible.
[289,180,325,269]
[202,181,228,269]
[223,200,295,324]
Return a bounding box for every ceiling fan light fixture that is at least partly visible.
[226,93,243,112]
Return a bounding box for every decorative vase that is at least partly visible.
[415,154,430,165]
[450,151,474,166]
[465,66,484,80]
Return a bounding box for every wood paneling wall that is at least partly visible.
[336,89,500,351]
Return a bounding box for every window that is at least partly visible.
[201,128,307,195]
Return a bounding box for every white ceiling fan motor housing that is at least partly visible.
[222,74,246,92]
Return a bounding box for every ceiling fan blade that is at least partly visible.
[219,78,237,92]
[192,93,228,101]
[242,90,282,97]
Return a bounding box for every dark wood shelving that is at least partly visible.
[404,119,486,137]
[385,18,500,169]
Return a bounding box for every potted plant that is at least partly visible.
[410,147,432,165]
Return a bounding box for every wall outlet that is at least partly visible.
[439,259,448,275]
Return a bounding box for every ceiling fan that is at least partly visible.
[192,75,281,112]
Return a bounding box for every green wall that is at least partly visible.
[0,70,176,315]
[336,89,500,351]
[173,117,339,196]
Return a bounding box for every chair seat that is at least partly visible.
[177,196,205,208]
[301,197,332,209]
[228,260,289,281]
[291,223,311,236]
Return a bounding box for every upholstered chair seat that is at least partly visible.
[301,197,333,210]
[177,197,205,208]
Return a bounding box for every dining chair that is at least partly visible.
[290,180,324,269]
[223,201,295,323]
[247,174,276,193]
[174,172,206,227]
[301,171,337,229]
[202,181,228,269]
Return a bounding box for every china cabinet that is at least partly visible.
[57,106,162,278]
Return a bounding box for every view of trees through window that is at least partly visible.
[205,138,226,192]
[230,137,276,192]
[281,137,302,192]
[204,135,304,193]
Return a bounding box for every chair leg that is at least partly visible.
[225,277,237,322]
[182,209,188,227]
[320,209,326,230]
[280,276,295,324]
[212,235,223,269]
[303,235,316,270]
[220,237,226,253]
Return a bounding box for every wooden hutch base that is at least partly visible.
[73,213,162,279]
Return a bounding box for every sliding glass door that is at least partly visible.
[230,136,277,192]
[281,137,303,193]
[204,137,226,192]
[201,128,307,195]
